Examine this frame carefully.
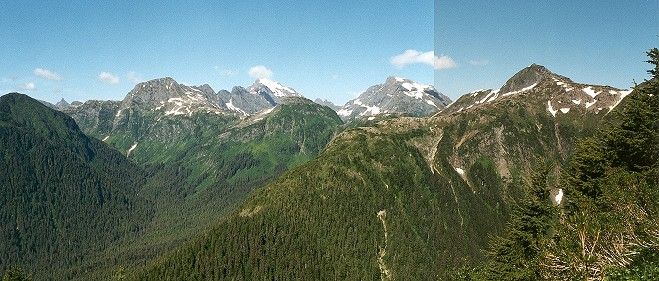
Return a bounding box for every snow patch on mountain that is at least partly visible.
[337,108,353,117]
[127,142,138,157]
[252,78,299,97]
[361,104,381,116]
[501,83,537,97]
[478,90,497,104]
[585,100,597,108]
[609,90,633,111]
[400,81,433,99]
[553,189,564,205]
[547,101,558,117]
[553,77,574,91]
[226,98,248,116]
[582,86,600,98]
[469,89,487,97]
[337,76,451,119]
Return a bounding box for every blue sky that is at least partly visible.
[1,1,656,104]
[0,1,434,104]
[435,0,658,98]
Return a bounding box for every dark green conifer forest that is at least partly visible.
[0,94,152,280]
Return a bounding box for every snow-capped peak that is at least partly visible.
[336,76,451,120]
[385,76,436,99]
[250,78,300,97]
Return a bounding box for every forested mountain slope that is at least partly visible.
[135,64,631,280]
[61,79,344,279]
[0,93,152,280]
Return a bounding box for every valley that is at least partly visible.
[4,56,656,280]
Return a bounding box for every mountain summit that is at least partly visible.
[337,76,451,120]
[118,77,223,117]
[498,63,560,94]
[447,64,632,117]
[249,78,301,99]
[214,79,302,116]
[55,98,70,109]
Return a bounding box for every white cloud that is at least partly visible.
[248,65,273,79]
[20,82,35,90]
[34,68,62,81]
[390,49,457,70]
[98,72,120,84]
[126,71,143,84]
[469,59,489,66]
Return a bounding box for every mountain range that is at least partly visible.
[134,64,641,279]
[55,76,450,121]
[1,59,656,280]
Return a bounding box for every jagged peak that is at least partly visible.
[55,98,70,108]
[499,63,558,94]
[249,78,300,97]
[193,84,216,96]
[384,76,435,91]
[140,76,177,85]
[314,98,339,107]
[129,77,181,95]
[385,76,408,84]
[230,86,248,94]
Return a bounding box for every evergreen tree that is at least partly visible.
[1,267,31,281]
[478,163,557,280]
[548,48,659,279]
[646,48,659,77]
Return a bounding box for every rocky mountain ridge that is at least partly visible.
[337,76,452,120]
[444,64,632,117]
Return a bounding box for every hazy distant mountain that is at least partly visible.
[338,76,452,120]
[54,98,70,109]
[314,98,341,110]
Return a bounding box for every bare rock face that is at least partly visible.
[218,86,273,116]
